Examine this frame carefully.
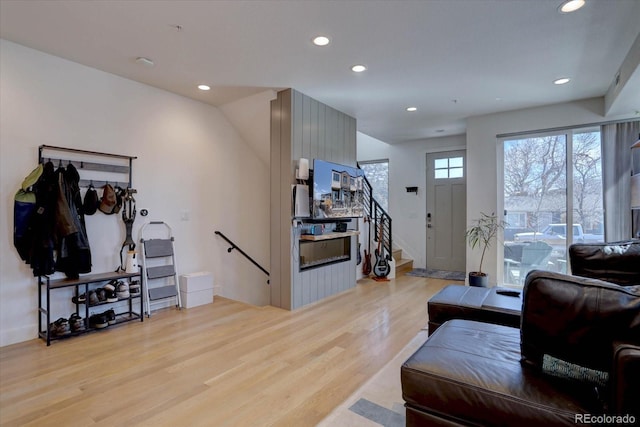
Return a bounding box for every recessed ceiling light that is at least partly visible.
[406,107,417,112]
[558,0,585,13]
[312,36,330,46]
[198,84,211,91]
[351,64,367,73]
[135,57,154,67]
[553,77,571,85]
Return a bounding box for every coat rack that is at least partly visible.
[38,145,137,189]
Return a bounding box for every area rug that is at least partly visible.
[318,330,429,427]
[405,268,465,281]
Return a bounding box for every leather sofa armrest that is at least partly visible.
[611,342,640,417]
[520,270,640,373]
[569,240,640,286]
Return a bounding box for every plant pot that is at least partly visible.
[468,272,488,287]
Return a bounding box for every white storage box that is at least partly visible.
[179,272,214,308]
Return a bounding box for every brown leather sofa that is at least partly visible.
[568,239,640,286]
[401,271,640,426]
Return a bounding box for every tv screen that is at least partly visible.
[312,159,365,219]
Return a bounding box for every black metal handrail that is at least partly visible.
[360,168,392,261]
[214,231,270,284]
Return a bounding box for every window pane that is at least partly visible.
[449,167,463,178]
[360,160,389,212]
[434,158,448,169]
[572,131,604,244]
[504,134,567,286]
[449,157,463,168]
[435,169,449,179]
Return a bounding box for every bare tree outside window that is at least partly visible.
[504,135,566,233]
[573,131,604,234]
[503,130,604,286]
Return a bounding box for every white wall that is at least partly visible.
[357,132,466,267]
[0,40,271,346]
[220,90,277,166]
[466,97,637,286]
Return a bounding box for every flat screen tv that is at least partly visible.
[312,159,365,219]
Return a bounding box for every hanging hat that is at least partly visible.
[112,186,125,214]
[83,185,99,215]
[99,184,117,214]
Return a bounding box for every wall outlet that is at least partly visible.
[180,210,190,221]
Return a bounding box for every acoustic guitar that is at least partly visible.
[373,220,390,278]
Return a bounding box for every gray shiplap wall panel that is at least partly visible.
[271,89,357,310]
[310,99,319,161]
[318,105,326,162]
[270,95,281,307]
[303,95,311,160]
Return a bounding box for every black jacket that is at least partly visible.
[54,164,92,278]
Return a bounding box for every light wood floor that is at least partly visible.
[0,275,453,427]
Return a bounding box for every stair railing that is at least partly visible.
[360,168,392,262]
[214,230,270,284]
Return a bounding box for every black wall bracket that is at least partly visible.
[406,186,418,194]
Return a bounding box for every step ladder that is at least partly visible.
[140,221,182,317]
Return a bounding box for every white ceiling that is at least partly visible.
[1,0,639,144]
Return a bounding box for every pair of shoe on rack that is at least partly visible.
[71,280,130,306]
[49,313,86,337]
[71,289,103,305]
[105,279,130,300]
[89,309,117,329]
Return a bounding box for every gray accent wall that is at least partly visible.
[270,89,357,309]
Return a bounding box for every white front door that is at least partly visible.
[426,150,466,271]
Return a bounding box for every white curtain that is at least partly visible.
[601,121,640,241]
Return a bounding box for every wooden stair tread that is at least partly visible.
[392,247,413,275]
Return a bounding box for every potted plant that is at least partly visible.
[465,212,506,287]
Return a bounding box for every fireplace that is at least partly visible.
[299,236,351,271]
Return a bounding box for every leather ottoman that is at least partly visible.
[428,284,522,334]
[401,320,603,426]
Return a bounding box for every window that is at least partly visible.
[502,129,604,286]
[360,160,389,212]
[434,157,464,179]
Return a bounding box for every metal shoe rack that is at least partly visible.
[38,271,143,346]
[35,145,141,345]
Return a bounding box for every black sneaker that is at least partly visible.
[88,290,100,306]
[69,313,86,332]
[129,280,141,295]
[95,288,107,303]
[116,281,130,299]
[104,279,117,293]
[104,309,116,325]
[89,312,109,329]
[105,288,118,303]
[50,317,71,336]
[71,293,87,304]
